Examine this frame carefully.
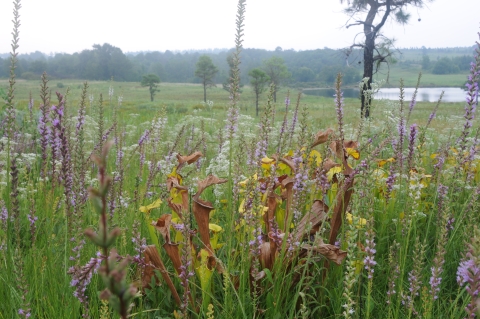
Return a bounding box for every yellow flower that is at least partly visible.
[209,223,224,250]
[377,157,395,167]
[327,166,342,181]
[284,150,294,157]
[346,148,360,160]
[209,223,223,233]
[346,212,367,228]
[139,198,163,213]
[170,188,186,204]
[238,173,258,187]
[351,259,364,274]
[278,162,292,176]
[196,249,215,309]
[261,157,276,175]
[308,149,323,167]
[167,167,183,184]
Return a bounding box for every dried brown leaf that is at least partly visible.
[329,140,344,161]
[281,177,295,232]
[143,245,181,306]
[166,176,188,192]
[328,177,354,245]
[294,200,328,242]
[163,242,182,274]
[176,151,203,170]
[279,157,296,173]
[312,128,334,147]
[152,214,172,243]
[344,140,358,149]
[301,241,347,265]
[322,158,341,172]
[259,242,273,270]
[192,198,214,253]
[194,175,228,201]
[264,193,281,234]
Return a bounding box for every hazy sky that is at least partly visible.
[0,0,479,55]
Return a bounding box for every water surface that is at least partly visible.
[304,87,467,103]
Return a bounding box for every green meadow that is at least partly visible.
[2,0,480,318]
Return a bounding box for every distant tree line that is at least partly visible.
[396,46,475,75]
[422,55,472,74]
[0,43,475,86]
[0,43,362,87]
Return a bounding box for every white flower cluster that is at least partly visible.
[359,77,385,102]
[19,153,37,166]
[206,141,231,202]
[201,100,214,111]
[408,171,427,218]
[207,141,230,178]
[236,114,257,140]
[157,153,178,177]
[67,115,99,148]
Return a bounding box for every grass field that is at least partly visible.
[1,0,480,316]
[1,76,469,127]
[1,63,480,318]
[375,68,467,88]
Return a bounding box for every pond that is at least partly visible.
[303,87,468,103]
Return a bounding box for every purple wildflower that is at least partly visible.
[225,106,239,141]
[76,105,86,134]
[37,107,50,176]
[254,139,268,164]
[18,309,31,318]
[457,35,480,156]
[429,265,443,300]
[131,220,146,264]
[457,259,480,287]
[334,75,345,141]
[446,218,455,231]
[457,225,480,317]
[407,124,418,170]
[277,95,291,153]
[364,234,377,280]
[0,201,8,225]
[409,89,417,116]
[138,129,150,147]
[53,93,76,229]
[68,254,102,314]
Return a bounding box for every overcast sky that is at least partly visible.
[0,0,479,55]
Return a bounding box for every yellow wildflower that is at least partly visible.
[139,198,163,213]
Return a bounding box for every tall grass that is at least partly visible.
[1,1,480,319]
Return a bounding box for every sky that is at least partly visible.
[0,0,479,55]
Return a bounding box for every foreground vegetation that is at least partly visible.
[1,64,480,318]
[2,1,480,318]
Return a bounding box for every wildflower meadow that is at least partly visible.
[1,0,480,318]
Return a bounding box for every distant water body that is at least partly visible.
[303,87,467,103]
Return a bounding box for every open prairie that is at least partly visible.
[2,0,480,318]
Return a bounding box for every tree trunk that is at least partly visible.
[203,80,207,103]
[255,93,259,116]
[360,0,390,118]
[361,32,375,118]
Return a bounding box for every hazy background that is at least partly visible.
[0,0,479,55]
